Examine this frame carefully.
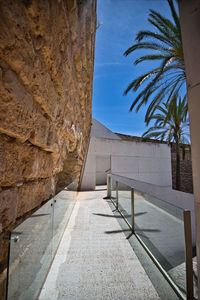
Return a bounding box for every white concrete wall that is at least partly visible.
[91,119,121,140]
[81,137,172,190]
[96,155,110,185]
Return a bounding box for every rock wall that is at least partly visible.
[0,0,96,298]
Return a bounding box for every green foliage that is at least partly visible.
[124,0,185,123]
[142,95,190,145]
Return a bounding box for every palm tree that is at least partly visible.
[142,95,190,190]
[123,0,185,123]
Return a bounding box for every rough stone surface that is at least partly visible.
[0,0,96,298]
[16,178,55,218]
[0,134,55,187]
[0,231,9,299]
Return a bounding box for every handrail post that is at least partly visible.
[107,175,111,198]
[131,188,134,233]
[184,210,194,300]
[116,181,118,210]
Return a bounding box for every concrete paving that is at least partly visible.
[39,189,160,300]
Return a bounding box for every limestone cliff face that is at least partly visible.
[0,0,96,297]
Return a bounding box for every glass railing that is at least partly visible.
[134,189,186,294]
[110,178,117,205]
[52,185,77,257]
[7,181,77,300]
[117,182,132,227]
[109,174,194,300]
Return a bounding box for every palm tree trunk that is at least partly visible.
[175,141,181,190]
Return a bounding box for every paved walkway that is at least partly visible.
[39,189,159,300]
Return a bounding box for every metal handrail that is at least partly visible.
[108,174,194,211]
[107,174,196,246]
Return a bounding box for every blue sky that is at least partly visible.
[92,0,178,136]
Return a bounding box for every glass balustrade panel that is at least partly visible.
[52,189,76,256]
[7,181,77,300]
[7,198,54,300]
[110,178,117,205]
[134,189,186,295]
[118,182,132,227]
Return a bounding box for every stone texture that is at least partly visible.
[0,231,9,300]
[16,178,55,218]
[0,0,96,298]
[0,188,18,229]
[0,134,55,187]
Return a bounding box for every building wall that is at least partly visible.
[179,1,200,294]
[81,137,172,190]
[0,1,96,298]
[96,155,111,185]
[117,133,194,194]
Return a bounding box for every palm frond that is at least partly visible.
[123,0,186,121]
[167,0,181,37]
[143,95,190,145]
[134,54,171,65]
[136,30,174,47]
[123,42,169,56]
